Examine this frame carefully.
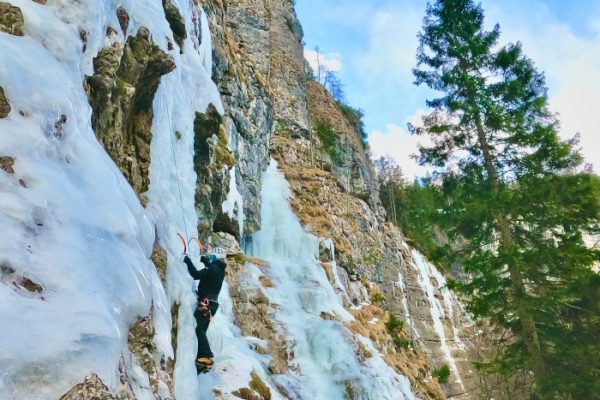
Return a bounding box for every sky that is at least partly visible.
[296,0,600,179]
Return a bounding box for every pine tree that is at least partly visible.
[411,0,600,397]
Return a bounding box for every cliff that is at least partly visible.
[0,0,480,399]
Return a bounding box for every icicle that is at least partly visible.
[395,271,420,339]
[222,166,245,237]
[321,238,349,302]
[199,9,213,76]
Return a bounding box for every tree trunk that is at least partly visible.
[473,113,546,381]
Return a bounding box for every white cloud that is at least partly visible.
[304,49,343,74]
[369,118,432,181]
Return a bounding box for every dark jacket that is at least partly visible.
[184,255,226,300]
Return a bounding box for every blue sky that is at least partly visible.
[296,0,600,178]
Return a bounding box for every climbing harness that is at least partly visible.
[199,297,211,316]
[198,297,217,322]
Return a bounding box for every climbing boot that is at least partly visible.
[195,357,213,374]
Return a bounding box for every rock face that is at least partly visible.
[162,0,187,49]
[203,3,272,234]
[266,1,311,137]
[198,0,480,397]
[261,25,479,398]
[128,314,174,398]
[0,2,24,36]
[86,23,175,198]
[192,103,236,238]
[0,156,15,174]
[59,374,116,400]
[306,81,382,209]
[0,86,11,117]
[270,132,479,398]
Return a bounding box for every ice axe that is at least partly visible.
[177,232,205,255]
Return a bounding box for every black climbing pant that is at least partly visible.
[194,298,219,359]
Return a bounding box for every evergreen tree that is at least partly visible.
[412,0,600,397]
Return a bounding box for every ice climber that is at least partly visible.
[183,247,228,373]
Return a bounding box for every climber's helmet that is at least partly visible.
[211,247,227,261]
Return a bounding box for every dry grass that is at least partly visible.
[320,262,334,283]
[248,257,268,268]
[232,388,259,400]
[346,304,445,399]
[249,372,271,400]
[258,275,275,288]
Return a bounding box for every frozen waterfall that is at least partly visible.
[245,160,418,400]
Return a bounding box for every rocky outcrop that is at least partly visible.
[86,24,175,198]
[59,374,116,400]
[379,229,479,398]
[151,240,168,285]
[348,304,446,400]
[267,1,310,137]
[193,104,237,238]
[0,156,15,174]
[231,372,272,400]
[128,314,174,398]
[0,86,11,117]
[307,81,381,209]
[204,0,274,234]
[226,254,291,375]
[0,2,24,36]
[200,0,320,235]
[211,232,291,376]
[162,0,187,50]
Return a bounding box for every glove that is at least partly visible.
[183,254,190,263]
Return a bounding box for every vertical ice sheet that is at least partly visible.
[246,160,417,400]
[199,9,213,75]
[321,238,349,303]
[0,0,171,397]
[144,2,224,398]
[0,0,222,397]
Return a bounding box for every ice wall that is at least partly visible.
[143,3,225,400]
[0,0,222,398]
[0,0,177,397]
